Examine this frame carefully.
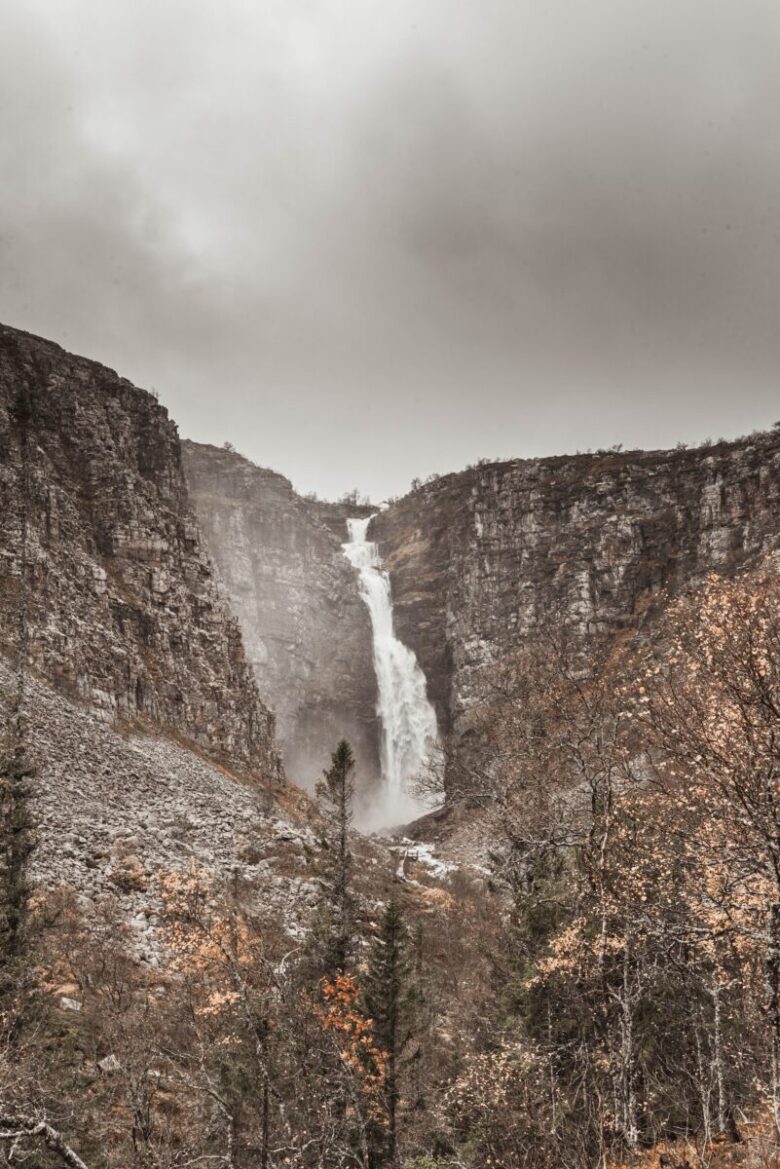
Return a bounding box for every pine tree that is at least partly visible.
[316,739,356,974]
[0,715,34,986]
[0,384,36,989]
[363,897,414,1167]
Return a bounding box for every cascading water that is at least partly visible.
[343,516,438,826]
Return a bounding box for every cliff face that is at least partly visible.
[0,324,282,779]
[373,435,780,738]
[182,442,380,790]
[183,429,780,798]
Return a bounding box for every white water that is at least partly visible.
[342,516,438,828]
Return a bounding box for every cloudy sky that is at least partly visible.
[2,1,780,499]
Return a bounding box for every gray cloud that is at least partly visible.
[2,0,780,498]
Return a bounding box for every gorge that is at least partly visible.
[6,0,780,1158]
[5,323,779,817]
[184,425,780,805]
[4,323,780,1168]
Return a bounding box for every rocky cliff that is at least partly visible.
[182,429,780,802]
[373,435,780,743]
[0,324,281,779]
[182,442,379,791]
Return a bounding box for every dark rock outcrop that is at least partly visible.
[373,436,780,739]
[0,324,281,778]
[182,442,380,790]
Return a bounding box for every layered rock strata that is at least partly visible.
[373,435,780,739]
[0,324,281,778]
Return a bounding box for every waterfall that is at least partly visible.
[343,516,438,824]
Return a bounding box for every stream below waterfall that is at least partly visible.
[342,516,438,827]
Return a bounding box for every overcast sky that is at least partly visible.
[2,1,780,499]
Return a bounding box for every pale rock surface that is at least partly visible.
[183,441,379,791]
[0,657,314,963]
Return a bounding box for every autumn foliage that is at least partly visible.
[7,568,780,1168]
[319,974,388,1111]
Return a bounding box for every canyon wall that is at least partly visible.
[0,324,282,779]
[373,434,780,741]
[182,427,780,801]
[182,442,380,791]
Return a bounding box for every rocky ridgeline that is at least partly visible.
[0,324,281,778]
[372,436,780,736]
[183,441,379,790]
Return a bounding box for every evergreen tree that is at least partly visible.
[0,714,34,986]
[0,384,36,990]
[363,897,414,1167]
[316,739,356,974]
